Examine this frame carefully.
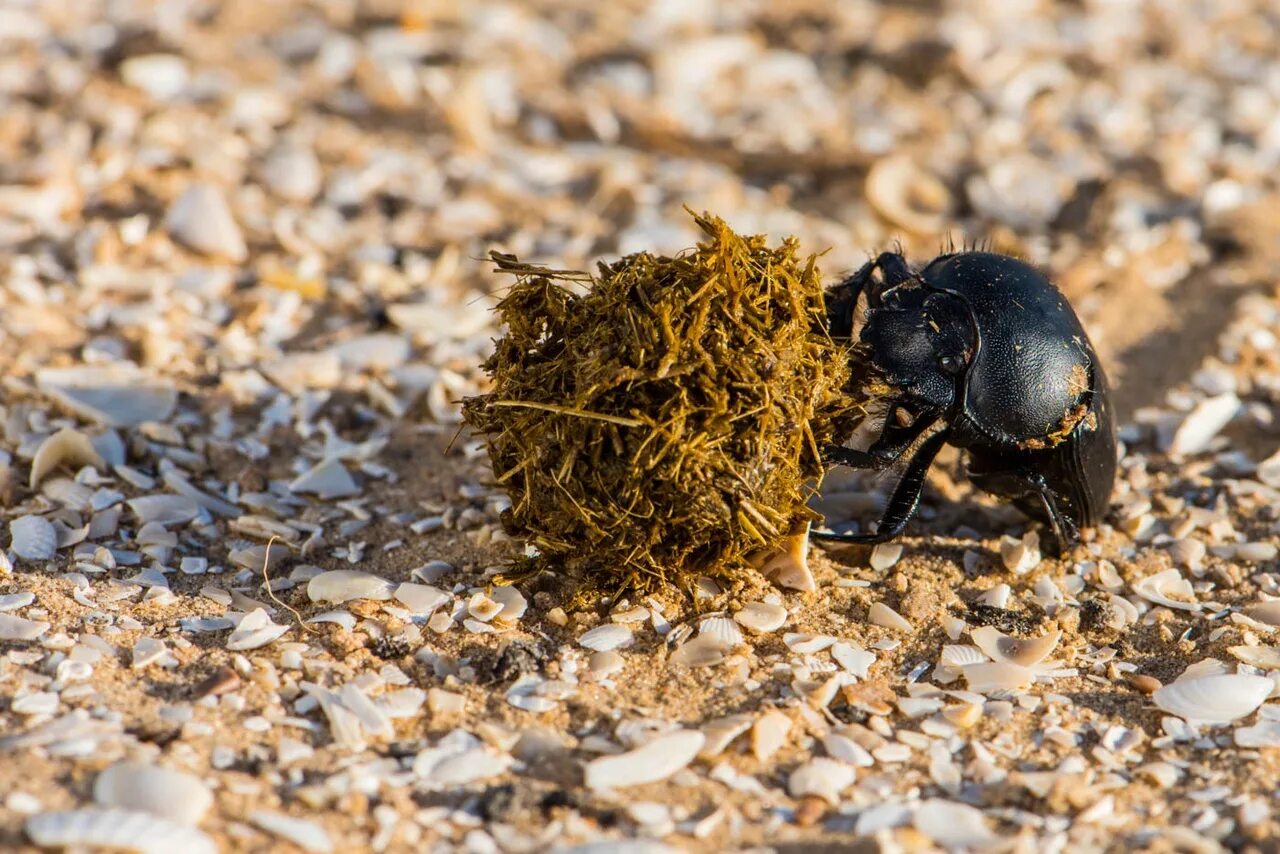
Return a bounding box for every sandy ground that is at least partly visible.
[3,1,1280,852]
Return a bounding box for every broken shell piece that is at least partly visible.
[914,800,998,850]
[869,543,902,571]
[699,714,753,758]
[1152,672,1273,724]
[584,730,704,791]
[999,532,1041,575]
[10,515,57,562]
[962,662,1035,694]
[752,709,792,762]
[1167,393,1240,457]
[754,522,815,592]
[1244,601,1280,626]
[734,601,787,634]
[307,570,394,604]
[869,602,912,632]
[394,583,448,615]
[668,634,727,668]
[36,366,177,427]
[93,764,212,825]
[491,586,527,622]
[166,183,247,261]
[25,809,215,854]
[467,593,502,622]
[1133,569,1200,611]
[830,643,875,678]
[30,428,105,490]
[970,627,1060,668]
[227,609,289,651]
[788,758,856,805]
[0,613,51,641]
[865,154,952,235]
[289,458,359,499]
[578,623,632,652]
[1228,646,1280,669]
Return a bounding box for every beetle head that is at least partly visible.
[860,284,975,416]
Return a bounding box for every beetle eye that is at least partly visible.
[939,354,964,374]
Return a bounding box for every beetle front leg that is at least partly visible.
[823,405,939,471]
[814,427,950,544]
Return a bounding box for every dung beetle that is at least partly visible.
[816,251,1117,557]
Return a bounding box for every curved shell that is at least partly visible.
[1152,673,1274,723]
[93,763,213,825]
[26,809,216,854]
[30,428,105,489]
[970,627,1060,668]
[865,154,952,235]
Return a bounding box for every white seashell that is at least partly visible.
[1133,569,1200,611]
[427,748,513,787]
[963,662,1035,694]
[698,616,743,649]
[734,601,786,633]
[578,623,633,652]
[668,634,727,668]
[999,532,1041,575]
[26,809,215,854]
[699,714,753,758]
[166,183,247,261]
[755,523,814,592]
[970,627,1060,668]
[131,638,170,669]
[941,645,988,667]
[1235,720,1280,748]
[784,633,837,654]
[1152,673,1274,724]
[120,54,189,100]
[1167,393,1240,457]
[290,458,360,499]
[329,334,411,372]
[93,763,212,825]
[1257,448,1280,488]
[865,154,952,235]
[250,810,333,853]
[10,515,56,562]
[127,495,200,526]
[394,582,448,615]
[306,570,394,604]
[0,592,35,612]
[830,642,875,678]
[307,610,357,632]
[1229,646,1280,669]
[227,608,289,651]
[823,733,874,766]
[29,428,104,490]
[976,584,1011,609]
[589,650,625,678]
[914,800,998,850]
[37,366,177,427]
[0,613,49,642]
[869,543,903,571]
[583,730,704,791]
[788,758,856,805]
[261,144,322,202]
[752,710,792,763]
[490,586,527,622]
[869,602,912,632]
[1245,601,1280,626]
[468,592,502,622]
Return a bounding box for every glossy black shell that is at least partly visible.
[918,252,1117,528]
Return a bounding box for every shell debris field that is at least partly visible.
[463,212,871,594]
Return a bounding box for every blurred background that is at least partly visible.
[1,0,1279,418]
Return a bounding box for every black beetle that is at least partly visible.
[815,250,1117,557]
